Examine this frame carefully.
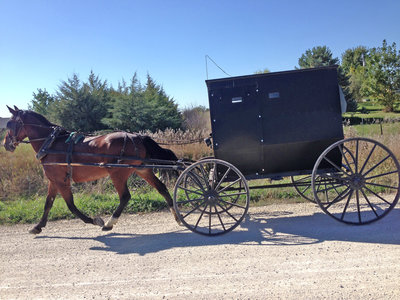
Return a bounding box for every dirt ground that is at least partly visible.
[1,202,400,299]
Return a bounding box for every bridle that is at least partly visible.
[6,111,60,148]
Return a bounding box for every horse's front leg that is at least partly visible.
[57,182,104,227]
[29,181,58,234]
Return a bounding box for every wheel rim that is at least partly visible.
[291,175,316,203]
[312,137,400,224]
[173,159,249,235]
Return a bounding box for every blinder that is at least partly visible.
[5,111,25,149]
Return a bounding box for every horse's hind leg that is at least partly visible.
[57,182,104,227]
[102,171,132,231]
[29,181,58,234]
[135,168,181,225]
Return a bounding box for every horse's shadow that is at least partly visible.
[37,208,400,256]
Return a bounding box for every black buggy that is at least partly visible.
[172,66,400,236]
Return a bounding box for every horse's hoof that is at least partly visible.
[93,216,104,227]
[29,227,42,234]
[102,226,113,231]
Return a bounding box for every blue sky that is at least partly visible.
[0,0,399,117]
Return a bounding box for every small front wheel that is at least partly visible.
[173,159,250,235]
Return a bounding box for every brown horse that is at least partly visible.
[3,106,181,234]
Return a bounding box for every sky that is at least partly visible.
[0,0,399,118]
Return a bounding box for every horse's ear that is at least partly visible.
[7,105,17,115]
[14,105,20,111]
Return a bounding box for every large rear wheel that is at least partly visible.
[312,137,400,224]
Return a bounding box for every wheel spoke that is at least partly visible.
[322,156,347,174]
[211,162,217,189]
[359,144,377,174]
[356,190,361,223]
[325,187,351,209]
[209,205,212,234]
[340,190,354,220]
[360,188,379,217]
[300,184,311,194]
[194,203,208,230]
[176,197,205,205]
[178,185,204,196]
[365,181,398,190]
[355,139,359,173]
[218,178,241,193]
[363,186,392,205]
[218,191,247,198]
[198,164,210,185]
[339,145,354,175]
[315,182,348,194]
[215,167,231,191]
[216,202,239,222]
[215,204,226,231]
[188,171,207,192]
[364,170,399,181]
[182,200,207,219]
[362,154,390,177]
[219,198,247,210]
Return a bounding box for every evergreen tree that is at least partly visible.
[29,89,55,116]
[104,74,182,132]
[54,72,110,132]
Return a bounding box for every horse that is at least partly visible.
[3,105,181,234]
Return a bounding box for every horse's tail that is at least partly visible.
[141,136,178,162]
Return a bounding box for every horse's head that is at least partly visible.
[3,106,28,152]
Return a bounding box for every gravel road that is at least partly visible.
[1,202,400,299]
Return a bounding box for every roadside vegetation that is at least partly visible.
[1,39,400,224]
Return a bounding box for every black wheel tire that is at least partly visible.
[312,137,400,225]
[173,159,249,235]
[291,175,316,203]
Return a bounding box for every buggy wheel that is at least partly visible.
[291,175,316,203]
[312,137,400,225]
[173,159,249,236]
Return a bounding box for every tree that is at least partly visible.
[141,75,182,131]
[341,46,368,74]
[254,68,270,74]
[298,46,356,111]
[362,40,400,112]
[53,72,110,132]
[298,46,339,69]
[341,46,369,102]
[29,89,55,116]
[104,74,182,132]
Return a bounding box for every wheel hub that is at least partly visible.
[204,190,219,206]
[348,173,365,190]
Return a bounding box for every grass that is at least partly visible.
[342,101,400,119]
[0,192,170,225]
[0,183,306,225]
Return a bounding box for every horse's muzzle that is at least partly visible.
[3,134,17,152]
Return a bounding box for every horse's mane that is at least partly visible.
[24,110,58,127]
